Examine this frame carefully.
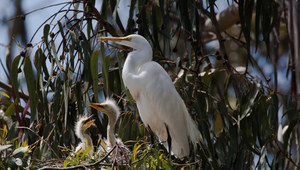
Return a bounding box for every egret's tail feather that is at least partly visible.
[186,112,202,146]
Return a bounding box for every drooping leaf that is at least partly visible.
[12,146,29,157]
[24,57,37,120]
[90,50,100,102]
[102,53,111,96]
[11,55,21,100]
[1,92,10,98]
[5,100,17,117]
[0,145,12,152]
[43,24,50,50]
[240,81,261,120]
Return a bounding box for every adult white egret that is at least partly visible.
[90,98,122,149]
[99,34,202,158]
[75,115,95,156]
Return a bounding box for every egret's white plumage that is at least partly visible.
[100,34,202,158]
[75,115,95,156]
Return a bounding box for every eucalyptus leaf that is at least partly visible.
[12,146,29,157]
[0,144,12,152]
[240,81,261,120]
[5,101,16,117]
[90,50,100,102]
[24,57,37,120]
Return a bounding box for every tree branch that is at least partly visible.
[0,81,29,100]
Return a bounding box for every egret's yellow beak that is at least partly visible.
[98,36,131,42]
[90,103,107,113]
[83,115,95,130]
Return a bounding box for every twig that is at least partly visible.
[171,160,200,166]
[0,81,29,100]
[18,126,40,137]
[131,151,150,164]
[208,1,228,62]
[111,145,118,169]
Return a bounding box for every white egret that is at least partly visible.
[90,98,122,149]
[99,34,202,158]
[75,115,95,156]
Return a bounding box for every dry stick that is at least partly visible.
[111,145,118,169]
[38,145,118,170]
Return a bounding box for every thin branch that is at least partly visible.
[131,151,150,164]
[0,81,29,100]
[208,1,228,62]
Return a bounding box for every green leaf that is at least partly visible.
[58,21,67,54]
[1,92,10,98]
[24,57,37,120]
[90,50,100,102]
[5,99,18,117]
[7,157,18,169]
[12,146,29,157]
[11,55,21,100]
[132,143,142,161]
[75,83,83,115]
[240,81,261,120]
[34,49,42,85]
[102,53,111,96]
[51,42,63,71]
[113,0,125,33]
[63,75,70,129]
[238,0,253,59]
[43,24,50,49]
[63,158,70,167]
[69,30,77,43]
[151,5,162,53]
[7,123,18,140]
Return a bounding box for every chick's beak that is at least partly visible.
[90,103,106,113]
[84,116,95,130]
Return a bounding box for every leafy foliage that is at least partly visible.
[0,0,297,169]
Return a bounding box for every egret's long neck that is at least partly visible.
[107,116,117,147]
[123,49,152,75]
[122,48,152,90]
[82,133,93,147]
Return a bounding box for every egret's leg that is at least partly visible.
[165,123,172,159]
[147,125,155,145]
